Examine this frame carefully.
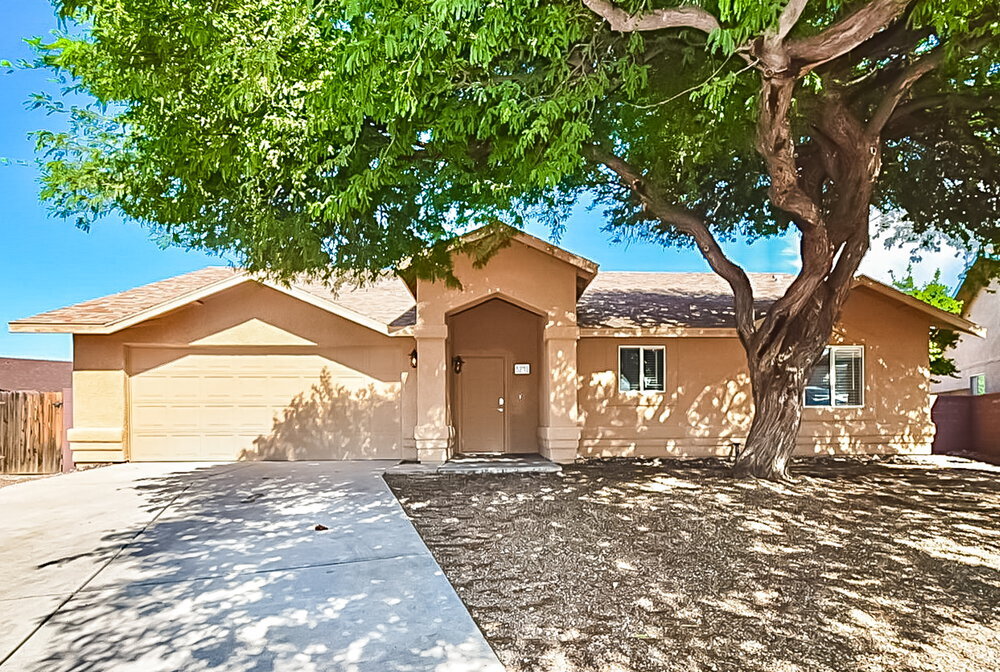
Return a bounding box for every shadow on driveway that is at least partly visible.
[1,462,502,672]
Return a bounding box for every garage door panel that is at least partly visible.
[129,349,402,461]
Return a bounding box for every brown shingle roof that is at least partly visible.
[10,267,798,332]
[0,357,72,392]
[292,276,416,328]
[16,267,240,326]
[577,272,794,329]
[10,267,419,333]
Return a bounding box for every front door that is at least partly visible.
[458,356,506,453]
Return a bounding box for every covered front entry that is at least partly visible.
[449,299,542,454]
[410,231,592,464]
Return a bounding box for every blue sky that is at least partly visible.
[0,2,962,361]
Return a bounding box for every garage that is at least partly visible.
[128,348,403,461]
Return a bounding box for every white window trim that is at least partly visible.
[803,345,865,409]
[970,373,986,396]
[618,345,666,394]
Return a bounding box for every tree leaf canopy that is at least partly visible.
[32,0,1000,282]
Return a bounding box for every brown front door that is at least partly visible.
[458,356,506,453]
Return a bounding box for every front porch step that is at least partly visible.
[390,453,562,475]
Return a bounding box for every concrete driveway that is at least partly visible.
[0,462,503,672]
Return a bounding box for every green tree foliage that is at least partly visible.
[30,1,1000,280]
[891,269,963,379]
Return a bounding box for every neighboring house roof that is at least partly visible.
[0,357,72,392]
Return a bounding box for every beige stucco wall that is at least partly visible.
[576,286,935,458]
[68,243,936,464]
[70,282,415,463]
[933,278,1000,396]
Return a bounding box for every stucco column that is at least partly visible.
[413,324,453,463]
[538,324,582,463]
[67,336,128,464]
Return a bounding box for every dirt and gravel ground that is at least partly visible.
[0,474,52,489]
[386,457,1000,672]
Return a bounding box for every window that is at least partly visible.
[619,346,665,393]
[804,346,864,408]
[970,374,986,396]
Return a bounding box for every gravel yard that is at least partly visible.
[386,458,1000,672]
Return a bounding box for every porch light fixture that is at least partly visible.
[409,349,418,368]
[452,356,464,374]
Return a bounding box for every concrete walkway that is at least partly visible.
[0,462,504,672]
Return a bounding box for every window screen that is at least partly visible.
[643,348,665,392]
[619,346,665,393]
[804,346,864,408]
[619,347,641,392]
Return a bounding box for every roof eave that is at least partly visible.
[8,322,107,334]
[8,273,397,337]
[853,275,985,337]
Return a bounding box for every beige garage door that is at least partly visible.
[128,348,402,461]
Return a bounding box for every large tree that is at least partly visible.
[32,0,1000,479]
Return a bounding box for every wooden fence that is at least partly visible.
[0,390,64,474]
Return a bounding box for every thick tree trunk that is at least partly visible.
[733,346,818,480]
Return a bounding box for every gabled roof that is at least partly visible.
[398,225,600,298]
[458,225,599,279]
[10,267,982,337]
[578,273,983,335]
[853,275,983,336]
[9,267,417,336]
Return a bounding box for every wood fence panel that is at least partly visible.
[0,391,64,474]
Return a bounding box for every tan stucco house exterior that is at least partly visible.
[10,229,979,466]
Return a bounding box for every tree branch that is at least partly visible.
[867,47,945,136]
[755,76,825,233]
[769,0,811,45]
[584,145,757,343]
[582,0,721,35]
[787,0,914,72]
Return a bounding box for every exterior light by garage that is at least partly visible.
[409,349,418,368]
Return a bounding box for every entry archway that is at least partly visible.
[447,298,543,453]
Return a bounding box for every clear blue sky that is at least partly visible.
[4,1,938,362]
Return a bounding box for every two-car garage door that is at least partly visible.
[128,348,402,461]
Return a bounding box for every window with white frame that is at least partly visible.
[803,345,864,408]
[970,373,986,396]
[619,346,665,393]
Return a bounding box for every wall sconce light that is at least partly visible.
[452,356,464,374]
[409,349,418,369]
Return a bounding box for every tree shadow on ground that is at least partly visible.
[241,369,401,461]
[387,457,1000,672]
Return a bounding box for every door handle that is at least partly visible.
[498,397,504,413]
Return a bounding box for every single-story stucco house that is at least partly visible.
[9,229,980,466]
